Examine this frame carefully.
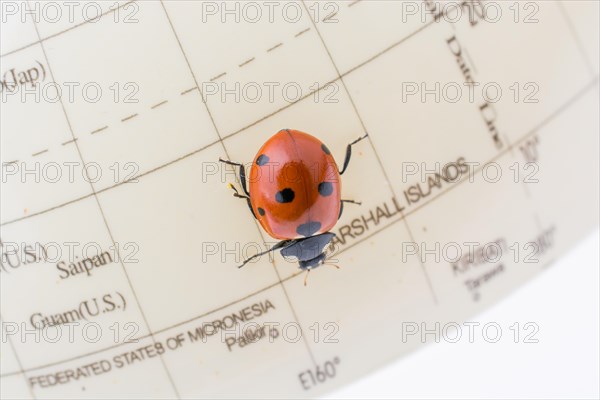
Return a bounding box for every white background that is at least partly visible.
[326,229,600,399]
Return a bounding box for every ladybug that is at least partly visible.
[220,129,368,282]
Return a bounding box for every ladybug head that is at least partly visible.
[298,252,327,270]
[280,232,336,270]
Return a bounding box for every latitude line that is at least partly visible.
[0,275,298,378]
[1,139,221,226]
[435,12,539,255]
[26,5,182,399]
[1,0,597,377]
[335,77,599,258]
[0,1,137,58]
[0,200,571,381]
[0,76,596,379]
[1,20,439,227]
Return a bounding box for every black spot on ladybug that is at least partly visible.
[256,154,269,166]
[318,182,333,197]
[275,188,295,203]
[257,207,265,216]
[296,221,322,237]
[321,143,331,155]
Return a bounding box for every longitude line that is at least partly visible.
[0,275,299,378]
[440,17,539,234]
[300,0,439,304]
[27,5,182,398]
[0,314,36,398]
[337,76,599,258]
[339,19,436,79]
[556,1,596,78]
[0,76,595,379]
[1,21,438,228]
[158,0,317,366]
[1,1,137,58]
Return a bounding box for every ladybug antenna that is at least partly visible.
[238,240,292,268]
[238,247,274,268]
[324,263,341,269]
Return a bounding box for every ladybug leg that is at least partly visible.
[227,183,248,200]
[339,199,362,219]
[238,240,294,268]
[219,158,250,196]
[227,184,258,219]
[339,133,369,175]
[220,158,257,219]
[342,199,362,205]
[304,270,310,286]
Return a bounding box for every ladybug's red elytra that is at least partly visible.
[220,129,368,280]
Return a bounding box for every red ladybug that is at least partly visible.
[220,129,367,278]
